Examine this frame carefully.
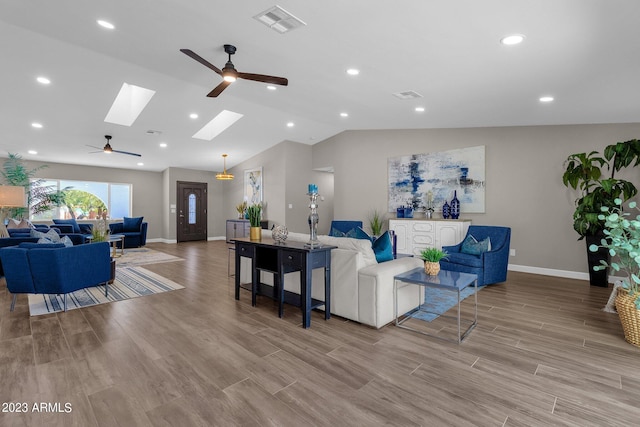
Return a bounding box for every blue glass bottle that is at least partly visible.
[442,200,450,219]
[450,191,460,219]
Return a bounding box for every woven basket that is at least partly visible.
[615,289,640,347]
[424,261,440,276]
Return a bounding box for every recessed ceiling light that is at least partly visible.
[340,112,349,117]
[31,122,43,128]
[286,122,295,127]
[159,142,167,148]
[190,113,199,119]
[266,85,276,91]
[28,150,38,155]
[415,107,425,112]
[346,68,360,76]
[500,34,525,45]
[36,76,50,85]
[137,162,144,166]
[97,20,115,30]
[539,96,554,102]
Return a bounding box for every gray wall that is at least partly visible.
[311,123,640,276]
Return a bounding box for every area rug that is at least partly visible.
[409,285,483,322]
[28,266,185,316]
[115,248,183,267]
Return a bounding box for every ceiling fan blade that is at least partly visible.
[111,149,142,157]
[207,81,231,97]
[180,49,223,75]
[238,72,288,86]
[86,144,104,150]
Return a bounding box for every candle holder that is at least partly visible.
[305,191,321,248]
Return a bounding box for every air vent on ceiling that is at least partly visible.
[253,5,307,34]
[392,90,423,100]
[146,130,162,135]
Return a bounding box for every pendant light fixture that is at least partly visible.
[215,154,234,180]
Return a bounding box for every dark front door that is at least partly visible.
[177,181,207,242]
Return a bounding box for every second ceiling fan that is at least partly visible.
[180,44,288,97]
[87,135,141,157]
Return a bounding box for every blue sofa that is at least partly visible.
[0,237,39,276]
[440,225,511,287]
[109,217,147,248]
[0,241,112,311]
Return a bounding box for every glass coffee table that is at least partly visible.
[394,267,478,343]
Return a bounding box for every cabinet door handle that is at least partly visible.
[288,255,293,260]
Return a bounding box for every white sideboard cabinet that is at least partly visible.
[389,219,471,256]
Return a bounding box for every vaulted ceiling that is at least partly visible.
[2,1,639,172]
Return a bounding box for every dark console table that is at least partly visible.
[233,237,336,328]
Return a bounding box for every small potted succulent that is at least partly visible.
[590,198,640,346]
[420,247,448,276]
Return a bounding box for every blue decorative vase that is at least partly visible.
[450,190,460,219]
[442,201,450,219]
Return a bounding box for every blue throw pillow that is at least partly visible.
[354,226,374,242]
[460,234,491,256]
[372,231,394,263]
[53,218,81,233]
[123,216,143,232]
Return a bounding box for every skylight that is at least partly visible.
[104,83,156,126]
[192,110,243,141]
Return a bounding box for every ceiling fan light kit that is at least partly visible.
[180,44,288,97]
[87,135,142,157]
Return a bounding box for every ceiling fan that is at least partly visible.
[180,44,288,97]
[87,135,141,157]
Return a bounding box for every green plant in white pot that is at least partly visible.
[590,198,640,346]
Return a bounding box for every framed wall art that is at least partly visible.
[388,145,485,213]
[244,167,263,205]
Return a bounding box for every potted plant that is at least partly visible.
[420,247,448,276]
[236,201,247,219]
[368,209,384,238]
[590,198,640,346]
[247,203,262,241]
[562,139,640,286]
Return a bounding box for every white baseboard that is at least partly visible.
[508,263,622,283]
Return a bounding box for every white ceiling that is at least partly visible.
[2,1,639,172]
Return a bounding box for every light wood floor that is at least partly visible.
[1,240,639,426]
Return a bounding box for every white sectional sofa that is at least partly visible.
[239,230,424,328]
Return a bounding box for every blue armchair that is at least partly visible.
[440,225,511,286]
[0,241,112,311]
[109,217,147,248]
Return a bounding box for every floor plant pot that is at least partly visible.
[615,289,640,347]
[249,226,262,241]
[424,261,440,276]
[586,234,609,287]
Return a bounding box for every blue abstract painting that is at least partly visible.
[388,146,485,213]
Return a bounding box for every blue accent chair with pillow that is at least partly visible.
[0,241,112,311]
[109,216,148,248]
[440,225,511,286]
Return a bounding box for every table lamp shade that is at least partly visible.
[0,186,27,207]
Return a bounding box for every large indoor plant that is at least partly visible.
[562,139,640,286]
[590,199,640,346]
[247,203,262,241]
